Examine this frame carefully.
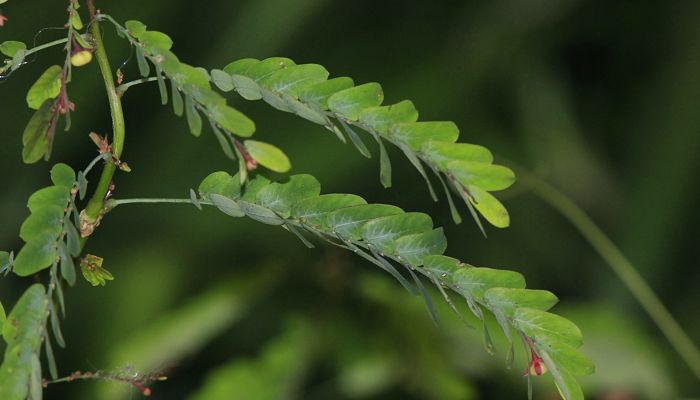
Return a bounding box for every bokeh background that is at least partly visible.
[2,0,700,398]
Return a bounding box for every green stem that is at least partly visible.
[116,77,159,96]
[82,1,126,223]
[24,38,70,57]
[109,198,214,207]
[519,171,700,381]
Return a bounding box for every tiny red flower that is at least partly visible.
[0,14,7,27]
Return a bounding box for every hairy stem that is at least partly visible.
[519,171,700,380]
[82,0,125,223]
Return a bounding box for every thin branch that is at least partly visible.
[109,198,214,207]
[116,76,159,96]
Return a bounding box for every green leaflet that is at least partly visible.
[325,204,403,241]
[231,74,263,100]
[358,100,419,134]
[0,284,48,400]
[244,140,291,173]
[328,83,384,121]
[209,103,255,137]
[466,185,510,228]
[245,57,296,81]
[124,20,147,38]
[389,121,459,151]
[22,100,54,164]
[448,161,515,192]
[238,201,285,225]
[240,175,271,203]
[394,228,447,266]
[297,77,354,110]
[0,41,26,58]
[28,186,70,212]
[484,288,558,319]
[256,174,321,217]
[135,46,150,77]
[19,206,64,242]
[512,308,583,348]
[223,58,259,75]
[361,213,433,255]
[421,255,463,285]
[420,141,492,169]
[292,194,367,227]
[26,65,62,110]
[198,171,241,199]
[50,163,76,188]
[209,194,245,218]
[210,69,234,92]
[139,31,173,53]
[260,64,329,98]
[538,340,595,377]
[452,267,525,304]
[185,95,202,136]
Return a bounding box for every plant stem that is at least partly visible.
[116,76,159,96]
[519,171,700,381]
[109,198,214,207]
[25,38,70,57]
[82,0,126,224]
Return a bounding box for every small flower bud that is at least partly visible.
[71,50,93,67]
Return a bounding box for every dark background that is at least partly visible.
[1,0,699,398]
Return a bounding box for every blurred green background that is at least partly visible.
[2,0,700,398]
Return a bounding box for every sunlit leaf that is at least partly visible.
[260,64,329,98]
[388,121,460,151]
[50,163,75,188]
[512,308,583,348]
[210,103,255,137]
[292,194,366,227]
[124,20,147,38]
[26,65,62,110]
[448,161,515,192]
[211,69,234,92]
[328,82,384,121]
[358,100,419,134]
[485,288,558,319]
[244,140,291,172]
[0,41,26,58]
[452,267,525,303]
[394,228,447,266]
[297,77,354,110]
[467,185,510,228]
[361,212,433,254]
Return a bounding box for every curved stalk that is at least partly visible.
[82,0,126,224]
[519,171,700,381]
